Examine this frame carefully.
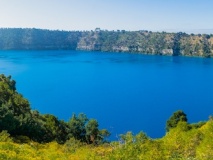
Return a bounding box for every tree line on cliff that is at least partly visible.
[0,28,213,57]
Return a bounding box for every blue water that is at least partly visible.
[1,50,213,140]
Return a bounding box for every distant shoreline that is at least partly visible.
[0,28,212,58]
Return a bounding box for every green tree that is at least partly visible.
[0,74,32,136]
[86,119,99,144]
[166,110,187,132]
[41,114,68,143]
[68,113,88,141]
[98,129,111,143]
[0,74,109,144]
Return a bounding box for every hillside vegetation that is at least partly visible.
[0,74,213,159]
[0,74,110,144]
[0,28,213,57]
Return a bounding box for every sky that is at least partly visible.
[0,0,213,33]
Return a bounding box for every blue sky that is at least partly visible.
[0,0,213,33]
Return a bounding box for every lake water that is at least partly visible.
[1,50,213,140]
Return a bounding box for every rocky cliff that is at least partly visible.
[76,30,213,57]
[0,28,213,57]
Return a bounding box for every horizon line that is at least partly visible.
[0,27,213,34]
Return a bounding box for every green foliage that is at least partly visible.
[0,74,109,144]
[98,129,111,143]
[0,101,212,160]
[64,137,83,153]
[85,119,99,144]
[41,114,69,143]
[68,113,88,141]
[190,121,206,129]
[196,120,213,159]
[0,74,32,136]
[0,131,12,142]
[166,110,188,132]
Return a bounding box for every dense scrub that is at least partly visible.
[0,118,212,159]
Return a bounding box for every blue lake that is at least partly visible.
[1,50,213,140]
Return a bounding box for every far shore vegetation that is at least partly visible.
[0,28,213,58]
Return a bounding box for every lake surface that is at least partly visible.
[1,50,213,140]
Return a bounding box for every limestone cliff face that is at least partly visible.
[161,49,173,55]
[76,32,97,50]
[76,31,213,57]
[0,28,213,57]
[179,35,213,57]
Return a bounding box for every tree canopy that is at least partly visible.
[166,110,187,132]
[0,74,109,144]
